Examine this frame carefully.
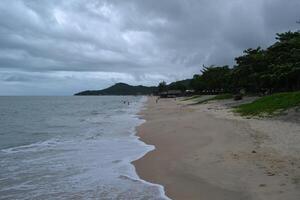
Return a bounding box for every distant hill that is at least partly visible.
[74,83,158,96]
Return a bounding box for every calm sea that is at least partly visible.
[0,96,168,200]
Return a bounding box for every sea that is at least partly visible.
[0,96,168,200]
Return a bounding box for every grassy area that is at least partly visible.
[182,95,201,101]
[235,91,300,116]
[195,93,233,104]
[211,93,233,100]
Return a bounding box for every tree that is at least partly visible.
[189,31,300,95]
[232,47,268,92]
[190,74,205,92]
[168,81,187,92]
[190,65,232,93]
[158,81,167,93]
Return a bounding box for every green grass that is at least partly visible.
[195,93,233,104]
[235,91,300,116]
[182,95,201,101]
[211,93,233,100]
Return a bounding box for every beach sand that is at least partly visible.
[133,97,300,200]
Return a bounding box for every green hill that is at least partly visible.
[74,83,157,96]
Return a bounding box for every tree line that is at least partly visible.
[159,31,300,95]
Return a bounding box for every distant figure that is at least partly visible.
[156,97,159,103]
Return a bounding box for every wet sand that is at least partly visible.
[133,97,300,200]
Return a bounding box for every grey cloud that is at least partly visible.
[0,0,299,95]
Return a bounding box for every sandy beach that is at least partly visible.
[133,97,300,200]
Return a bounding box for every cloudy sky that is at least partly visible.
[0,0,299,95]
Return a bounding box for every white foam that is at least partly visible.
[1,138,61,154]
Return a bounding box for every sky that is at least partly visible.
[0,0,299,95]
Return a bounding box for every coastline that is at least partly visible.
[128,96,171,200]
[133,96,300,200]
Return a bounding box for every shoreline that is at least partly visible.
[128,96,171,200]
[133,96,300,200]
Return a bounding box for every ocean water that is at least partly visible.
[0,96,168,200]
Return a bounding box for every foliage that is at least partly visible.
[158,81,167,93]
[190,65,231,92]
[168,81,187,92]
[211,93,233,100]
[195,93,233,104]
[157,79,192,92]
[190,31,300,94]
[235,91,300,116]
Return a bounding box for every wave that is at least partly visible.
[1,138,61,154]
[119,174,171,200]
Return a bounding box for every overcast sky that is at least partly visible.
[0,0,299,95]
